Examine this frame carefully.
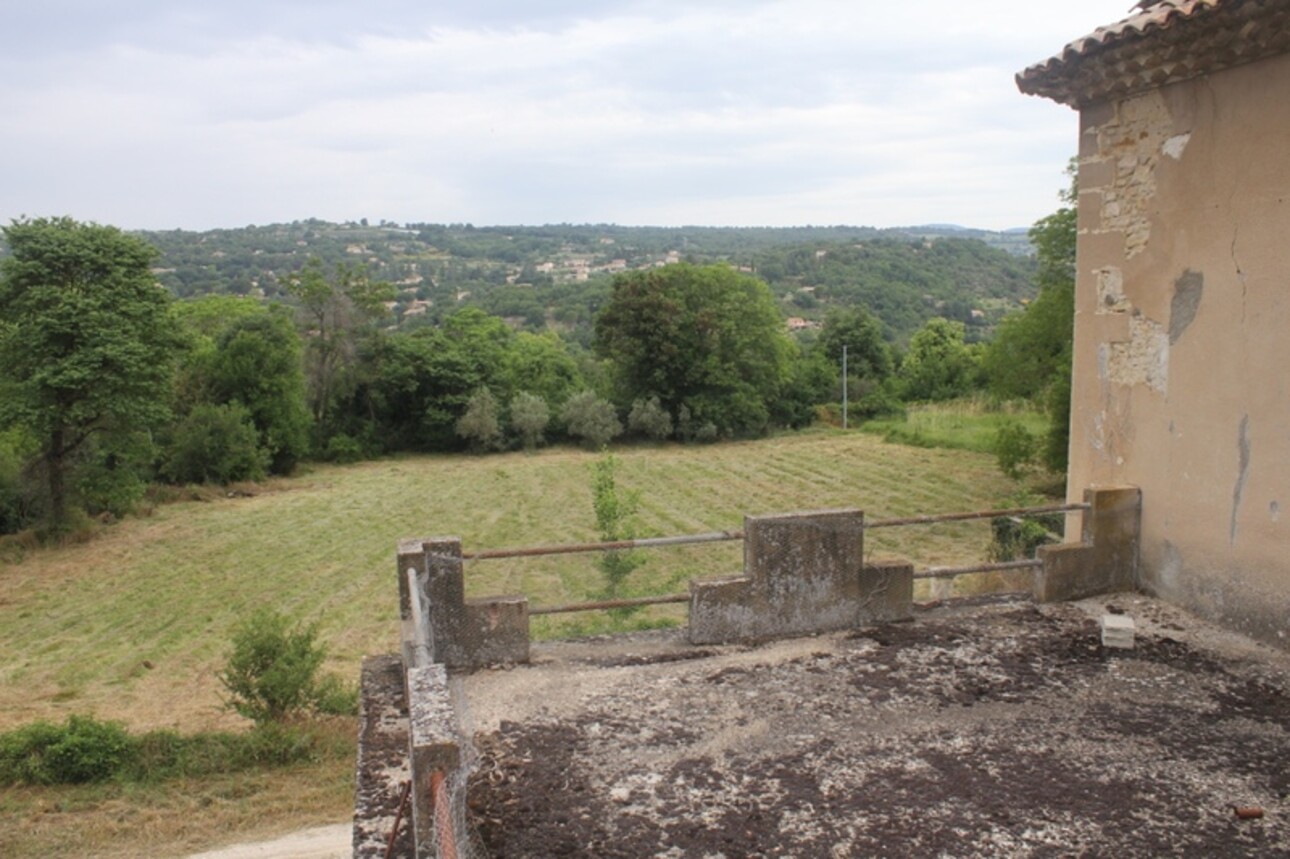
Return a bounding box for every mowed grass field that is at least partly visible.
[0,430,1018,856]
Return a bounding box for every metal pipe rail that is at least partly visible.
[913,558,1042,580]
[462,529,744,560]
[530,592,691,616]
[867,503,1088,529]
[460,504,1085,563]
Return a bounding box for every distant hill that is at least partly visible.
[129,221,1035,343]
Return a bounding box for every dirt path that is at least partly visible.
[185,823,350,859]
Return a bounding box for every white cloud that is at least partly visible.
[0,0,1130,230]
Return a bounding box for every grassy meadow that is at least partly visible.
[0,428,1023,856]
[861,396,1049,453]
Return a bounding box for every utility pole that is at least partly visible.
[842,345,848,430]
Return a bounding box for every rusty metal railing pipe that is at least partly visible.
[913,559,1043,580]
[866,503,1088,530]
[463,529,744,560]
[530,593,692,616]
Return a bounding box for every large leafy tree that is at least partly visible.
[285,257,394,434]
[983,163,1077,472]
[899,318,976,401]
[0,217,179,531]
[594,263,794,437]
[206,309,312,474]
[817,306,893,381]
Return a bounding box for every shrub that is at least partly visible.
[510,392,550,451]
[162,402,269,485]
[0,715,133,785]
[627,397,672,441]
[994,421,1039,481]
[455,387,503,452]
[561,391,622,449]
[217,608,352,724]
[77,432,156,520]
[0,428,41,536]
[322,432,364,464]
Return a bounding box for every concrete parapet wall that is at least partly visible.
[406,664,460,858]
[689,510,912,645]
[397,537,530,671]
[1034,486,1141,602]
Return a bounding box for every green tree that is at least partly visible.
[561,391,622,448]
[982,162,1077,473]
[899,318,976,401]
[284,257,394,436]
[503,331,584,411]
[594,264,795,437]
[817,306,892,381]
[0,217,179,532]
[207,310,311,474]
[509,392,550,451]
[455,387,503,452]
[590,452,646,610]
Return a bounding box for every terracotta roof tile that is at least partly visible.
[1017,0,1290,107]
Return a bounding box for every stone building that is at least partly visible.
[1018,0,1290,644]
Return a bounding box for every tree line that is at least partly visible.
[0,194,1073,538]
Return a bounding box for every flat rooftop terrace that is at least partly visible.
[358,593,1290,857]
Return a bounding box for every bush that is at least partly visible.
[627,397,672,441]
[455,387,503,452]
[995,421,1039,481]
[509,392,550,451]
[322,432,364,464]
[0,715,133,785]
[561,391,622,449]
[162,403,269,485]
[77,432,157,520]
[217,608,353,724]
[0,428,41,536]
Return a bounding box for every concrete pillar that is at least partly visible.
[396,537,530,672]
[1035,486,1141,602]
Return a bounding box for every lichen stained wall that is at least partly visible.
[1068,50,1290,646]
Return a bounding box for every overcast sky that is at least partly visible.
[0,1,1134,232]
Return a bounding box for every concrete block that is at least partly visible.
[1034,486,1141,603]
[464,596,530,666]
[1102,614,1136,649]
[859,560,914,625]
[689,509,909,645]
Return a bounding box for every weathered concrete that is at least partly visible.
[405,664,460,858]
[1034,486,1140,603]
[460,594,1290,858]
[396,537,530,671]
[352,655,411,859]
[689,509,912,645]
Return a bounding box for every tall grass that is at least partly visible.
[859,396,1049,454]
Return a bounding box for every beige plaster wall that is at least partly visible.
[1068,51,1290,646]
